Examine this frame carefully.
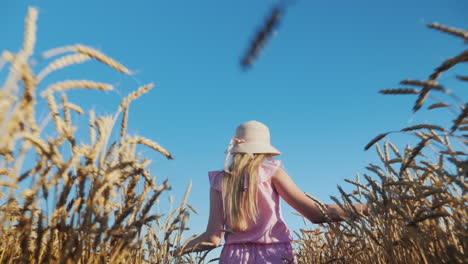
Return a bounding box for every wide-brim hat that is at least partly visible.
[224,121,280,172]
[231,120,280,155]
[231,141,280,155]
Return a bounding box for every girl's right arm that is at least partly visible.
[271,167,367,224]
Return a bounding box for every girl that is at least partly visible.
[176,121,367,263]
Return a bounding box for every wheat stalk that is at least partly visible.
[427,23,468,42]
[240,6,283,69]
[126,136,173,160]
[45,93,64,133]
[451,103,468,132]
[379,88,419,95]
[118,84,154,111]
[364,133,389,150]
[400,79,444,90]
[22,7,38,57]
[74,45,132,74]
[428,102,450,110]
[41,80,113,96]
[401,124,445,132]
[64,102,83,115]
[430,50,468,80]
[37,53,91,81]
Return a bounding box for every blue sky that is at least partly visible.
[2,0,467,260]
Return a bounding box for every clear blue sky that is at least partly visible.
[2,0,467,260]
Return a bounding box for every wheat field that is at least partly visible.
[293,23,468,264]
[0,7,206,264]
[1,6,466,264]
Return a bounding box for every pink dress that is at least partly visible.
[208,159,298,264]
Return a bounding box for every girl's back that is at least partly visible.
[209,159,297,263]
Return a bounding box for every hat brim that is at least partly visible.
[231,142,281,156]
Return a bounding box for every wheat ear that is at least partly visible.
[1,50,15,63]
[74,45,131,74]
[126,136,173,160]
[89,110,96,145]
[379,88,419,95]
[430,50,468,80]
[118,84,154,111]
[22,7,38,57]
[20,133,49,154]
[400,79,444,90]
[45,93,64,133]
[20,63,39,133]
[451,103,468,132]
[41,80,113,96]
[427,23,468,42]
[401,124,445,132]
[428,102,450,110]
[365,133,389,150]
[120,107,129,145]
[64,102,83,114]
[37,53,91,81]
[0,168,13,178]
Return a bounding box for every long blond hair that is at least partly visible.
[222,153,269,231]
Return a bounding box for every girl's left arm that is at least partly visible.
[173,188,224,255]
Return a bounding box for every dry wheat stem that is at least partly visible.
[125,136,173,160]
[401,79,444,90]
[364,133,390,150]
[428,102,450,110]
[451,103,468,132]
[37,53,91,81]
[427,23,468,42]
[41,80,113,96]
[118,84,154,111]
[74,45,132,74]
[379,88,419,95]
[0,51,15,72]
[22,7,38,58]
[64,102,83,114]
[240,6,283,69]
[120,107,129,145]
[45,93,64,133]
[430,50,468,80]
[401,124,445,132]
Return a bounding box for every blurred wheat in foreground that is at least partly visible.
[0,7,205,264]
[295,24,467,264]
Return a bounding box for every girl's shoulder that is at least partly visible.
[259,158,282,182]
[208,170,224,191]
[208,159,282,190]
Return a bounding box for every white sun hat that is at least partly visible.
[224,120,281,172]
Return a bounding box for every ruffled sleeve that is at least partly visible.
[259,159,281,182]
[208,171,223,191]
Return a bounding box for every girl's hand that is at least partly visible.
[272,167,369,223]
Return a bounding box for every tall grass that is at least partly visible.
[0,7,205,264]
[294,23,467,264]
[2,6,466,264]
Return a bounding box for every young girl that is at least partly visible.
[177,121,367,263]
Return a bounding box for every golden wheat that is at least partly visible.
[37,53,91,81]
[0,8,199,264]
[74,45,132,75]
[295,22,467,264]
[41,80,113,96]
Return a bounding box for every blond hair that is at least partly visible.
[222,153,269,231]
